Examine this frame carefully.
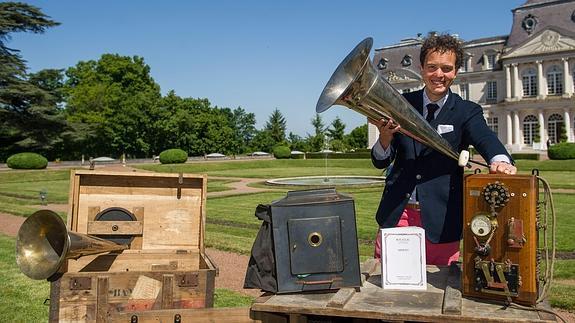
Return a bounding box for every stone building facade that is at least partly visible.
[368,0,575,152]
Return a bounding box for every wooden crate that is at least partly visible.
[49,170,216,322]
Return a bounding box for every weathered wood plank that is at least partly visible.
[442,286,462,315]
[87,220,143,235]
[161,274,174,309]
[114,307,261,322]
[96,276,108,323]
[326,288,356,308]
[442,263,462,315]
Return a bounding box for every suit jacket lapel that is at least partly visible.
[433,90,456,125]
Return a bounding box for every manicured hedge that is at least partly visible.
[511,153,540,160]
[6,152,48,169]
[273,146,291,159]
[548,143,575,160]
[159,148,188,164]
[306,152,371,159]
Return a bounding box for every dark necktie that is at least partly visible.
[426,103,439,123]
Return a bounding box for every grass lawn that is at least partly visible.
[137,159,383,178]
[0,158,574,315]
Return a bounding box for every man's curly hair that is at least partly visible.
[419,33,464,70]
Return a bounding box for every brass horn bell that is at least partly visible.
[316,37,470,167]
[16,210,128,280]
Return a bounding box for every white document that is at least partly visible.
[380,226,427,290]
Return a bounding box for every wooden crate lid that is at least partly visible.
[67,170,207,253]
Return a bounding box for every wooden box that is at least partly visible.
[49,170,217,322]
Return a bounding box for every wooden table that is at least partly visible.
[250,260,556,323]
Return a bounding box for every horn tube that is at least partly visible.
[316,37,466,164]
[16,210,128,280]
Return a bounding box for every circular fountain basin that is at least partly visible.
[266,175,385,187]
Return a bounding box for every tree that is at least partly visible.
[0,3,63,160]
[345,124,368,149]
[327,117,346,141]
[0,2,59,110]
[250,129,276,153]
[153,92,241,156]
[288,132,309,152]
[64,54,162,157]
[307,113,326,152]
[227,107,256,154]
[264,108,287,145]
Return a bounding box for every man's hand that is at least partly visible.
[368,117,401,149]
[490,161,517,175]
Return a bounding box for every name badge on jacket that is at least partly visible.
[437,124,454,135]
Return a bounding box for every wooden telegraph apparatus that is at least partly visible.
[462,172,553,305]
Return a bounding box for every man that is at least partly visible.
[371,33,516,265]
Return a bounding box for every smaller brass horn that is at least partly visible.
[16,210,128,280]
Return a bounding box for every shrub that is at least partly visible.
[6,152,48,169]
[548,143,575,160]
[273,146,291,159]
[159,149,188,164]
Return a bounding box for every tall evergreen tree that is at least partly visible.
[264,108,287,145]
[0,2,63,160]
[327,116,346,141]
[307,113,326,151]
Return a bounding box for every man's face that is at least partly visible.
[421,50,458,101]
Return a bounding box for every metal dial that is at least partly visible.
[482,181,510,208]
[471,214,492,237]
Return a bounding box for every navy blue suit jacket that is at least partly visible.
[371,89,511,243]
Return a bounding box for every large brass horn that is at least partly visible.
[316,37,473,167]
[16,210,128,280]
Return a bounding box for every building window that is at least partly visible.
[522,14,538,34]
[548,113,564,144]
[486,54,496,69]
[460,55,470,72]
[487,117,499,135]
[547,65,563,95]
[401,55,412,67]
[486,81,497,102]
[523,115,539,145]
[460,83,469,100]
[377,58,388,70]
[522,68,538,97]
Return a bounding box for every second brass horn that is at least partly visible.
[316,37,467,165]
[16,210,128,280]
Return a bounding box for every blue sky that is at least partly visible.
[11,0,525,136]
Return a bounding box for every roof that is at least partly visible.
[507,0,575,48]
